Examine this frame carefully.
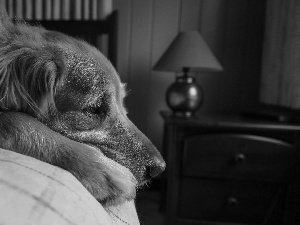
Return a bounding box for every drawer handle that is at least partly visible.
[227,197,239,206]
[234,153,246,163]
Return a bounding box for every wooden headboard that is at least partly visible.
[3,0,118,67]
[25,11,118,67]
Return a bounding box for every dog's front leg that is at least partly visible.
[0,112,136,206]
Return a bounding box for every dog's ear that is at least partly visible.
[0,21,65,119]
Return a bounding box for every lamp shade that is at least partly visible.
[154,31,223,72]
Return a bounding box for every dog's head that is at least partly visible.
[0,14,165,194]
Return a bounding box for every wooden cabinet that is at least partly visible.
[161,111,300,225]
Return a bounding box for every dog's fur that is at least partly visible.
[0,12,165,207]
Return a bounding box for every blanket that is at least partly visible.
[0,148,139,225]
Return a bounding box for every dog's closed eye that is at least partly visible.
[85,106,102,115]
[83,104,107,116]
[83,94,110,119]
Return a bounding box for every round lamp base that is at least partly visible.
[166,76,203,117]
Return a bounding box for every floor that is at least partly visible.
[135,186,165,225]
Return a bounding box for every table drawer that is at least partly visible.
[182,134,296,181]
[178,178,285,224]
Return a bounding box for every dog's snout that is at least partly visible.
[149,157,166,178]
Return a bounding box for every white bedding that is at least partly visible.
[0,148,139,225]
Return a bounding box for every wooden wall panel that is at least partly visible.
[218,0,249,113]
[241,0,265,112]
[180,0,202,32]
[197,0,226,113]
[113,0,132,84]
[124,0,153,133]
[147,0,181,150]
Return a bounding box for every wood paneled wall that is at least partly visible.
[112,0,265,151]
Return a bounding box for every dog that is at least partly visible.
[0,12,165,207]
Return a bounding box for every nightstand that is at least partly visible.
[161,111,300,225]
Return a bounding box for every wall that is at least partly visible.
[112,0,265,152]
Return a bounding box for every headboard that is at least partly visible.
[3,0,118,67]
[25,12,118,67]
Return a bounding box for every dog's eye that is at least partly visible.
[83,103,108,117]
[83,93,110,118]
[86,106,102,114]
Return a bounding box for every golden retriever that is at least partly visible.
[0,12,165,207]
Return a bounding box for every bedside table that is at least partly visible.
[161,111,300,225]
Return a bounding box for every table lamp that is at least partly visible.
[154,30,223,117]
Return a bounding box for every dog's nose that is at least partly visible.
[149,157,166,178]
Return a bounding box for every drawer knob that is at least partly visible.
[234,153,246,163]
[227,197,239,206]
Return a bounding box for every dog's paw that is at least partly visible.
[92,150,138,207]
[61,142,137,207]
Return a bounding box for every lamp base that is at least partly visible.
[166,74,203,117]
